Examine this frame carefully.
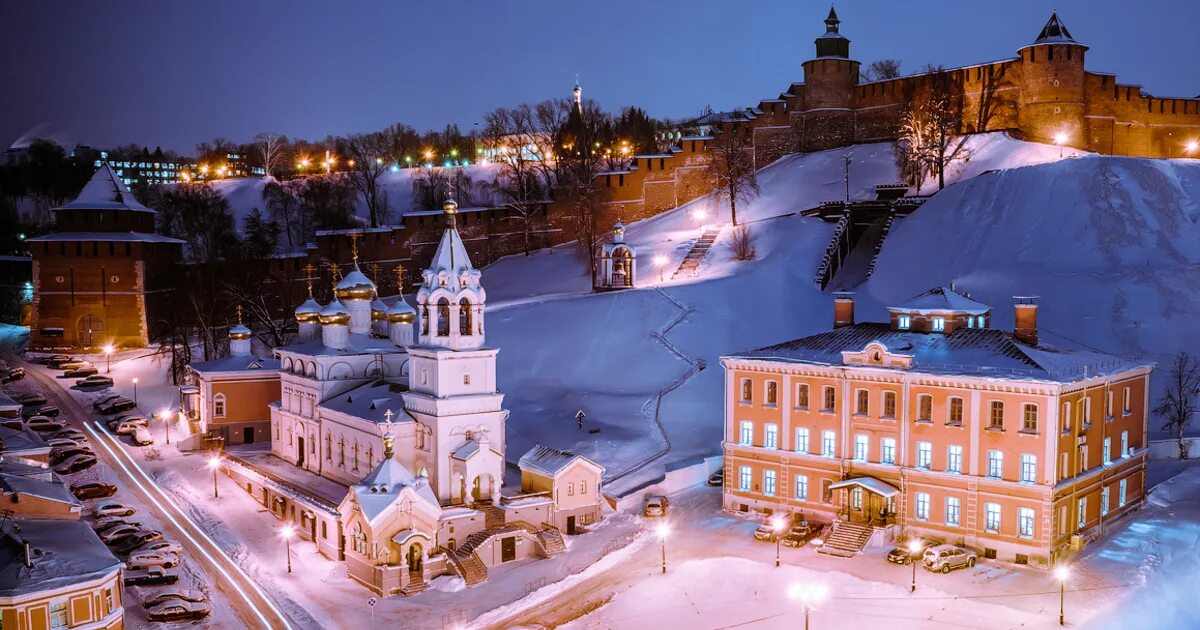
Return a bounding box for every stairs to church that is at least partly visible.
[478,504,506,529]
[817,521,873,558]
[535,528,566,556]
[448,549,488,586]
[671,226,723,280]
[401,572,429,595]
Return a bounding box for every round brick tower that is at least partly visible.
[799,7,860,151]
[1017,12,1088,150]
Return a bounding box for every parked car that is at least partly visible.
[34,405,60,417]
[71,482,117,500]
[58,360,91,371]
[15,392,47,406]
[886,539,931,565]
[112,530,164,554]
[52,428,87,441]
[93,393,123,410]
[78,374,114,388]
[781,521,822,548]
[754,518,786,542]
[132,426,153,446]
[93,502,136,518]
[922,544,977,573]
[143,588,208,608]
[97,398,137,415]
[47,437,83,449]
[26,416,66,433]
[99,524,142,544]
[706,469,724,486]
[146,599,208,622]
[93,517,137,533]
[43,355,73,367]
[53,453,98,474]
[642,495,669,517]
[136,540,183,556]
[128,551,179,570]
[115,417,148,435]
[124,566,179,587]
[64,366,99,378]
[1,367,26,383]
[50,445,93,464]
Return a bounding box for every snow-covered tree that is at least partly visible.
[707,118,759,226]
[343,132,392,227]
[1154,352,1200,460]
[252,132,289,179]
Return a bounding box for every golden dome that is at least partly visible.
[295,297,322,324]
[443,197,458,215]
[335,267,376,301]
[229,324,252,341]
[319,300,351,326]
[387,311,416,324]
[371,298,388,321]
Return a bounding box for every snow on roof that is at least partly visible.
[0,425,51,455]
[0,519,121,598]
[26,231,186,244]
[888,286,990,315]
[518,444,602,477]
[738,323,1150,383]
[0,392,21,412]
[349,459,438,527]
[0,460,79,508]
[1031,11,1080,46]
[829,476,900,498]
[429,221,475,278]
[189,355,280,374]
[56,163,155,213]
[278,330,406,357]
[319,379,409,423]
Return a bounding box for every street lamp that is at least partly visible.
[1054,132,1068,158]
[281,525,295,574]
[908,539,923,592]
[131,377,138,404]
[1054,565,1070,625]
[690,207,707,230]
[655,523,670,574]
[772,514,787,567]
[653,254,668,283]
[787,582,829,630]
[103,343,114,373]
[160,408,172,445]
[1186,140,1198,156]
[206,456,221,498]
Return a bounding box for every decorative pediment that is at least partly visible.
[841,340,914,369]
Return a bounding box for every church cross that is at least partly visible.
[303,263,316,296]
[235,304,243,325]
[349,232,361,263]
[383,408,393,427]
[394,263,405,292]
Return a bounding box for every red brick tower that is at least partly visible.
[1017,12,1088,150]
[797,7,861,151]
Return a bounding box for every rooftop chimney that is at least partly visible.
[1013,296,1039,346]
[833,291,855,329]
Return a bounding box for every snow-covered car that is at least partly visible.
[25,416,64,433]
[47,437,83,448]
[922,544,977,573]
[112,530,164,554]
[93,517,136,533]
[754,520,784,542]
[114,417,148,435]
[97,398,137,415]
[127,551,179,570]
[780,521,821,548]
[124,566,179,587]
[50,445,93,464]
[71,482,117,500]
[52,428,87,441]
[58,360,91,371]
[53,453,97,474]
[706,469,724,486]
[131,426,153,446]
[43,355,73,367]
[15,392,47,406]
[92,393,123,410]
[136,540,183,556]
[143,588,208,608]
[64,366,99,378]
[642,495,669,517]
[146,599,209,622]
[1,367,26,382]
[78,374,114,388]
[99,524,142,544]
[33,404,60,417]
[93,502,136,518]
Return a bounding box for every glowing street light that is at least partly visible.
[771,514,787,567]
[653,254,668,283]
[1054,565,1070,625]
[103,343,114,373]
[1054,132,1068,158]
[655,523,670,573]
[908,539,923,592]
[280,525,295,574]
[206,456,221,498]
[787,582,829,630]
[159,408,172,445]
[1186,140,1199,156]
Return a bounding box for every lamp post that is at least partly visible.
[655,523,670,573]
[131,377,138,404]
[1054,132,1068,158]
[1054,565,1070,625]
[787,582,829,630]
[690,208,707,232]
[103,343,114,373]
[1186,140,1198,157]
[653,255,668,283]
[772,514,786,567]
[281,524,295,574]
[908,539,923,592]
[206,456,220,498]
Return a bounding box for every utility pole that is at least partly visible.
[843,151,852,202]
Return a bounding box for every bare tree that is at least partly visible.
[344,132,392,227]
[253,132,289,178]
[862,58,902,82]
[1155,352,1200,460]
[262,179,305,249]
[972,63,1012,134]
[728,224,756,261]
[481,104,554,255]
[896,66,968,191]
[707,119,759,226]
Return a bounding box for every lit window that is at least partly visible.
[763,470,776,497]
[795,474,808,500]
[915,492,930,520]
[917,441,932,469]
[987,450,1003,478]
[1021,453,1037,483]
[1077,497,1087,529]
[739,421,753,446]
[850,487,862,509]
[881,438,896,464]
[897,314,911,330]
[739,466,751,491]
[1103,438,1111,464]
[1121,431,1129,457]
[947,445,962,473]
[822,431,836,457]
[854,434,868,461]
[764,424,778,449]
[932,317,945,331]
[985,503,1001,533]
[795,427,809,453]
[946,497,960,526]
[1018,507,1035,538]
[50,602,68,629]
[1101,486,1109,515]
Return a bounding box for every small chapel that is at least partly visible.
[596,220,637,290]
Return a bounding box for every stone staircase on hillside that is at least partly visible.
[477,503,506,529]
[448,549,488,586]
[671,226,723,280]
[534,528,566,556]
[400,572,428,595]
[817,521,874,557]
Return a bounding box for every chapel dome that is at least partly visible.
[387,296,417,324]
[295,297,323,324]
[335,267,377,301]
[319,299,351,326]
[229,323,252,341]
[371,298,389,322]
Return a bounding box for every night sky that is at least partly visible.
[2,0,1197,154]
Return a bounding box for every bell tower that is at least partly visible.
[799,6,860,151]
[415,195,486,351]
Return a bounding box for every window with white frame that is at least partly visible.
[854,434,868,461]
[1106,390,1113,417]
[739,466,751,491]
[1077,497,1087,529]
[1121,431,1129,457]
[1062,401,1071,432]
[985,503,1001,532]
[897,314,911,329]
[1021,453,1037,483]
[1018,507,1035,539]
[1119,478,1127,506]
[764,423,778,449]
[881,438,896,464]
[917,394,932,422]
[1103,438,1111,464]
[763,470,777,496]
[987,450,1003,478]
[947,445,963,473]
[822,386,835,411]
[850,487,862,509]
[989,400,1004,429]
[917,441,932,469]
[795,474,808,500]
[855,389,869,415]
[946,496,960,526]
[213,394,227,418]
[1082,398,1092,426]
[795,384,810,410]
[822,431,836,457]
[50,602,67,629]
[765,381,778,406]
[1123,387,1131,414]
[932,317,945,331]
[915,492,930,520]
[1023,403,1038,432]
[795,427,809,453]
[1101,486,1109,515]
[1060,452,1069,481]
[739,421,753,446]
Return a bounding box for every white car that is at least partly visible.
[99,524,141,544]
[115,418,148,435]
[93,517,136,532]
[136,540,183,556]
[146,599,209,622]
[132,426,153,446]
[642,495,669,517]
[143,588,207,608]
[128,551,179,570]
[93,502,136,518]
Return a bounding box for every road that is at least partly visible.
[19,356,295,630]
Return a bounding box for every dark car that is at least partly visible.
[15,392,48,406]
[887,546,917,565]
[146,600,209,622]
[780,521,822,548]
[33,404,60,418]
[93,394,123,410]
[124,566,179,586]
[112,530,164,555]
[1,367,26,383]
[64,366,99,378]
[54,454,98,474]
[97,398,137,415]
[71,482,117,500]
[706,469,724,486]
[50,445,94,464]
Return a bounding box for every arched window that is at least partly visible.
[437,298,450,336]
[351,523,368,555]
[421,305,430,335]
[213,394,227,418]
[325,432,332,461]
[459,297,472,335]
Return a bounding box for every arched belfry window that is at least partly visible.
[459,297,472,335]
[437,298,450,336]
